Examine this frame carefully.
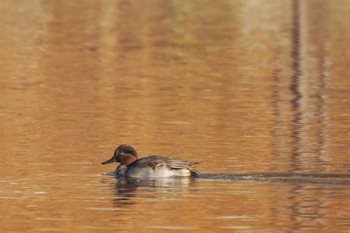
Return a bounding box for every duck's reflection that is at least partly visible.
[105,175,195,207]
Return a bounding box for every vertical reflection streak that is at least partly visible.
[272,0,330,171]
[290,0,302,168]
[313,0,330,165]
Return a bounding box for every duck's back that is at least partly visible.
[125,155,198,178]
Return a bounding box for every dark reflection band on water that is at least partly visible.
[197,173,350,185]
[272,0,330,171]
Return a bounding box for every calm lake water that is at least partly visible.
[1,0,350,232]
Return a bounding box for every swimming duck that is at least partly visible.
[101,144,199,178]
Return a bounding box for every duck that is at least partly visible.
[101,144,199,178]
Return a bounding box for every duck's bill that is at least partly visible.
[101,156,116,165]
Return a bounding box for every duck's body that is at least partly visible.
[124,155,197,178]
[102,145,199,179]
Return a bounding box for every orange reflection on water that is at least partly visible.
[1,0,350,232]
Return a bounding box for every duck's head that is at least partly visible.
[101,144,138,166]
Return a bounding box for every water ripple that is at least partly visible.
[198,172,350,184]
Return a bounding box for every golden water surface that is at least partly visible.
[1,0,350,232]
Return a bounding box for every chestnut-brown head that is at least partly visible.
[101,144,138,166]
